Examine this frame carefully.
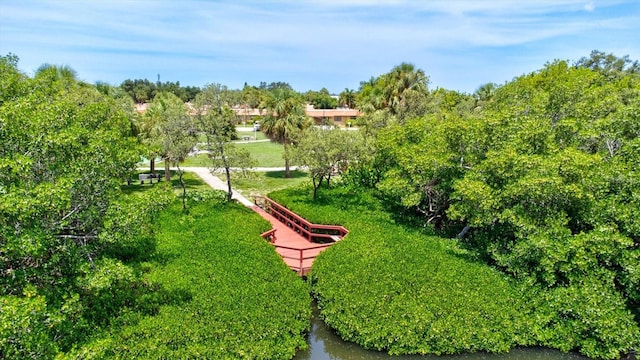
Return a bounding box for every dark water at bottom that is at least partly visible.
[293,304,594,360]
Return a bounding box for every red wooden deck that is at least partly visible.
[252,197,348,276]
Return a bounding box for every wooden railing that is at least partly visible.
[259,228,277,242]
[275,243,333,276]
[254,196,349,243]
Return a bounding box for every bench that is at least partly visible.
[138,173,161,184]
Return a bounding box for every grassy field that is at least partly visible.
[158,138,285,168]
[235,130,269,141]
[122,170,211,194]
[196,130,269,143]
[225,170,309,198]
[235,140,285,167]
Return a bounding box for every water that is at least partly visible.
[293,304,590,360]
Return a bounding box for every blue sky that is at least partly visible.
[1,0,639,94]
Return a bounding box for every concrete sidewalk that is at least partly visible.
[181,167,254,207]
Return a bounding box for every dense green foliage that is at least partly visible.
[344,56,640,358]
[120,78,201,103]
[0,55,175,358]
[357,62,430,121]
[305,88,338,109]
[271,186,639,358]
[270,187,531,355]
[75,194,310,359]
[293,128,370,198]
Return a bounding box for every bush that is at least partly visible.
[270,187,530,355]
[99,184,173,261]
[270,186,640,359]
[92,198,311,359]
[0,293,58,359]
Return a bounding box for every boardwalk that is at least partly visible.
[255,196,348,276]
[184,167,346,276]
[252,205,333,275]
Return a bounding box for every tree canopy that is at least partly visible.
[194,83,255,201]
[362,57,640,358]
[260,88,313,177]
[1,55,174,357]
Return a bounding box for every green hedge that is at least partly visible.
[269,186,639,358]
[269,187,530,355]
[71,192,311,359]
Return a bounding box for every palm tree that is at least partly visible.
[383,62,429,116]
[142,92,189,180]
[473,82,498,108]
[338,88,357,109]
[260,88,311,178]
[34,64,80,92]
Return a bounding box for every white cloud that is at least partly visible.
[1,0,639,92]
[584,2,596,11]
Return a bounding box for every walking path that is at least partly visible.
[181,166,332,275]
[181,167,254,207]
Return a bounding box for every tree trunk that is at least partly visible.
[284,143,291,178]
[285,157,291,178]
[177,164,186,210]
[456,225,471,239]
[216,144,233,202]
[225,167,233,202]
[221,150,233,202]
[164,159,171,181]
[312,176,323,200]
[150,157,156,174]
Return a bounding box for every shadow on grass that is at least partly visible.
[264,169,307,179]
[169,176,203,189]
[121,170,207,194]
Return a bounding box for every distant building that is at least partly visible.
[304,105,360,127]
[230,105,360,126]
[136,103,361,127]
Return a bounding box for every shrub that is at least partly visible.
[92,198,311,359]
[270,186,640,359]
[99,184,173,261]
[270,187,530,355]
[0,293,58,359]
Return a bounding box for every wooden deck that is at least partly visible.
[253,196,348,276]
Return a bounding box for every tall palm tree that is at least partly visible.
[260,88,311,178]
[141,92,189,180]
[383,62,429,116]
[34,64,80,92]
[338,88,357,109]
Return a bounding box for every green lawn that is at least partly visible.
[196,130,269,143]
[235,141,285,167]
[122,170,211,194]
[224,170,309,198]
[235,130,269,141]
[158,139,285,168]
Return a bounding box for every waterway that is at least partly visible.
[293,304,591,360]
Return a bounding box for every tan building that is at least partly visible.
[304,105,360,126]
[137,103,361,127]
[232,105,360,127]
